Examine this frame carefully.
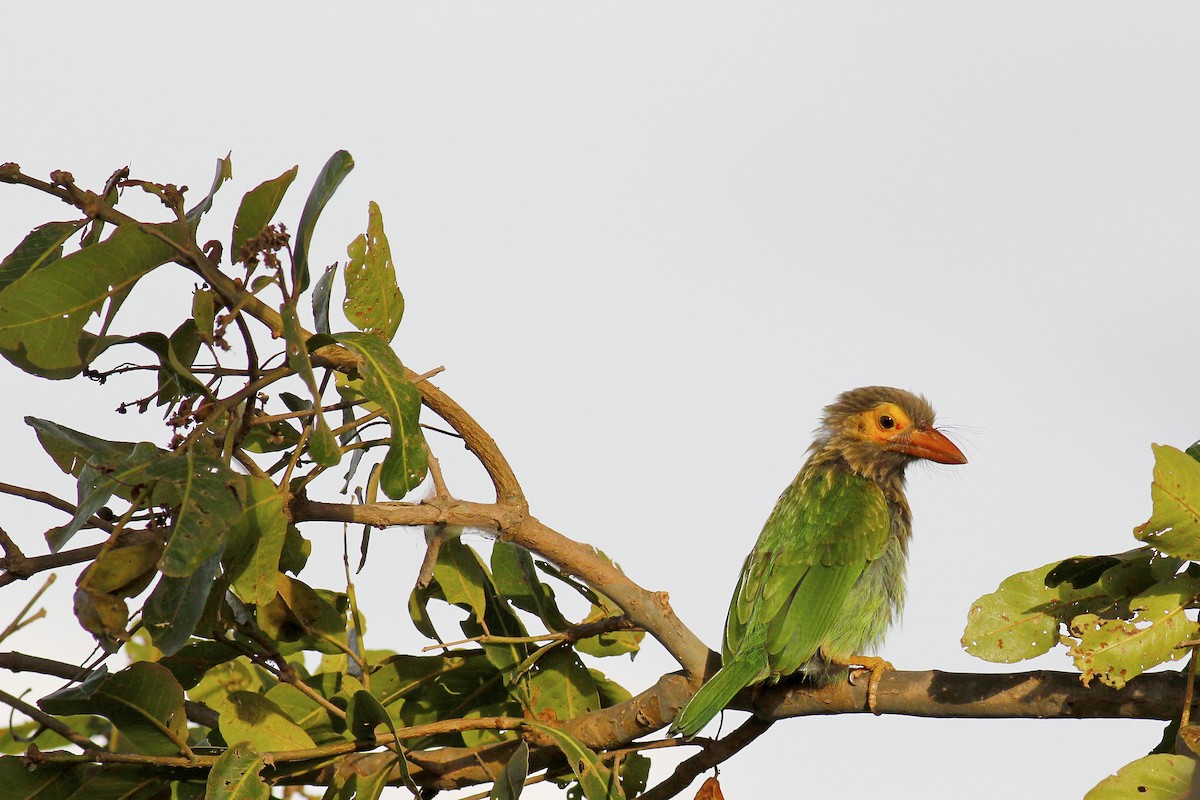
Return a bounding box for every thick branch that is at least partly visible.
[756,667,1187,721]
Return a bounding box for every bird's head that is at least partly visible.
[813,386,967,483]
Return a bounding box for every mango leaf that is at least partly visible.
[524,720,625,800]
[143,552,222,655]
[224,476,289,606]
[1084,753,1196,799]
[962,559,1114,663]
[193,287,217,345]
[149,453,244,576]
[527,648,600,723]
[1135,444,1200,559]
[343,201,403,341]
[189,657,267,708]
[489,742,529,800]
[26,416,140,478]
[1067,572,1200,689]
[282,302,340,466]
[259,575,350,655]
[50,441,161,552]
[0,219,86,292]
[159,640,241,690]
[81,540,163,597]
[575,606,644,659]
[336,332,426,497]
[232,165,298,262]
[293,150,354,291]
[430,533,488,623]
[590,669,633,708]
[39,663,188,756]
[0,221,186,377]
[492,541,572,630]
[0,757,84,799]
[206,742,269,800]
[185,153,233,227]
[212,691,317,752]
[313,263,337,335]
[619,753,651,798]
[264,683,346,746]
[73,586,130,649]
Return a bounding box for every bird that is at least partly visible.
[672,386,966,737]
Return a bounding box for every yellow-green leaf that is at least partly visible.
[1135,444,1200,559]
[231,165,298,262]
[206,742,269,800]
[1084,753,1196,799]
[1067,572,1200,689]
[962,560,1112,663]
[344,201,403,341]
[212,691,317,753]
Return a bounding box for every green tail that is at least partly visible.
[672,652,767,737]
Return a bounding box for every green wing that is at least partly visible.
[724,465,891,675]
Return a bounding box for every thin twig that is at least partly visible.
[0,574,55,644]
[641,717,773,800]
[0,689,98,750]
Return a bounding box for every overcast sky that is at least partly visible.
[3,4,1200,798]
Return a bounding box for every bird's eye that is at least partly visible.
[878,415,895,430]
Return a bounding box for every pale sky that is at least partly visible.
[3,4,1200,798]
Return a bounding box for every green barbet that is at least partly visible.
[673,386,966,736]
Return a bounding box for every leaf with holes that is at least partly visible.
[344,201,403,341]
[1067,572,1200,689]
[962,560,1113,663]
[1084,753,1196,799]
[206,743,269,800]
[1135,444,1200,560]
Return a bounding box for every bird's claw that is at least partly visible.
[847,655,894,715]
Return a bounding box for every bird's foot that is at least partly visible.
[846,655,894,715]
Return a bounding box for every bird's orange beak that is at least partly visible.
[889,426,967,465]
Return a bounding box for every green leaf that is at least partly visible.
[527,648,600,723]
[212,691,317,752]
[343,201,404,341]
[575,607,644,659]
[430,532,488,623]
[143,552,223,655]
[26,416,140,477]
[490,741,529,800]
[346,689,391,741]
[1084,753,1196,799]
[0,220,86,292]
[224,476,289,606]
[49,440,161,552]
[962,560,1114,663]
[232,165,298,262]
[293,150,354,291]
[492,541,572,630]
[39,663,189,756]
[0,756,84,800]
[336,332,426,498]
[193,287,217,345]
[206,742,269,800]
[313,263,337,335]
[185,153,233,226]
[1068,572,1200,689]
[618,752,651,798]
[524,720,625,800]
[0,221,186,377]
[159,640,241,690]
[150,453,244,576]
[589,668,633,708]
[1135,444,1200,559]
[282,302,340,466]
[263,683,346,746]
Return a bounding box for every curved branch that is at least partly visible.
[290,496,709,674]
[640,717,772,800]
